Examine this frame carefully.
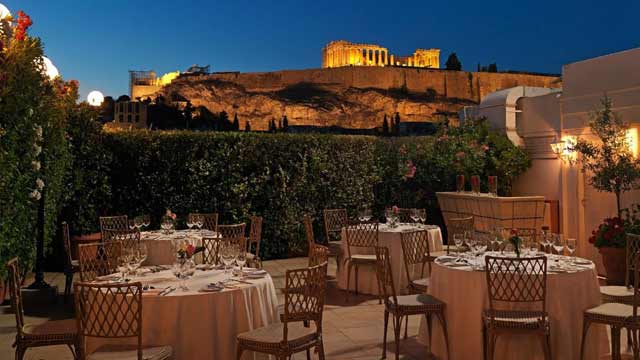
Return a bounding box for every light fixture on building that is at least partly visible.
[41,56,59,80]
[0,3,11,19]
[627,128,638,158]
[87,90,104,106]
[550,136,577,165]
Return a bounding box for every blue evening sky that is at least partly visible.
[4,0,639,100]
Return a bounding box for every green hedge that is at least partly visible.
[74,119,530,260]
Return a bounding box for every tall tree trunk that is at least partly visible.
[615,190,622,218]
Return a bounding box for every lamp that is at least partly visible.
[550,136,577,165]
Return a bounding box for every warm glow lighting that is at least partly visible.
[626,128,638,158]
[550,136,577,165]
[87,90,104,106]
[0,3,10,19]
[41,56,59,80]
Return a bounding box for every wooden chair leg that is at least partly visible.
[382,309,389,359]
[487,332,497,360]
[236,344,243,360]
[436,312,451,360]
[539,333,551,360]
[426,313,433,350]
[64,270,73,301]
[354,264,359,296]
[306,347,311,360]
[632,328,640,360]
[345,261,352,302]
[404,315,409,339]
[394,315,402,360]
[318,338,326,360]
[482,322,487,360]
[612,326,621,360]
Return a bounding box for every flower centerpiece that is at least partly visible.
[386,206,400,228]
[508,229,522,257]
[161,209,177,234]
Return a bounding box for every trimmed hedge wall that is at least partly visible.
[84,121,529,260]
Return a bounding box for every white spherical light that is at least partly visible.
[41,56,59,80]
[0,4,11,20]
[87,90,104,106]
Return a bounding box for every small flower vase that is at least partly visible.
[470,175,480,194]
[162,217,175,235]
[488,176,498,196]
[456,175,465,192]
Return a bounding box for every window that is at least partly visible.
[119,114,123,122]
[135,115,139,123]
[127,115,132,123]
[135,102,140,113]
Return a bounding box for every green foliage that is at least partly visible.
[80,121,529,260]
[574,96,640,216]
[445,53,462,71]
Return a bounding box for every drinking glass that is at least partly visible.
[410,209,420,224]
[236,249,247,279]
[417,209,427,225]
[137,243,148,269]
[134,216,143,229]
[456,175,465,192]
[528,238,539,256]
[552,234,565,259]
[566,238,577,263]
[221,242,235,278]
[186,214,194,230]
[142,215,151,228]
[358,208,372,222]
[453,234,464,259]
[488,176,498,196]
[172,262,184,290]
[119,249,133,281]
[195,215,204,230]
[470,175,480,194]
[180,260,195,291]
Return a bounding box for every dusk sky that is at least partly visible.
[4,0,639,100]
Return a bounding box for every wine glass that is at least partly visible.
[119,249,133,281]
[417,209,427,225]
[137,243,148,269]
[172,262,184,290]
[142,215,151,229]
[453,234,464,260]
[236,248,247,279]
[358,208,372,222]
[384,208,392,223]
[195,215,204,231]
[180,260,195,291]
[186,214,194,230]
[221,242,235,278]
[566,238,577,264]
[128,220,136,230]
[552,234,565,260]
[528,237,539,256]
[133,216,143,230]
[410,209,420,224]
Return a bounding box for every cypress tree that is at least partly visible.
[282,115,289,132]
[232,114,240,131]
[382,115,389,136]
[394,112,401,134]
[245,120,251,132]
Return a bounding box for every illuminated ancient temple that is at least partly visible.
[322,40,440,69]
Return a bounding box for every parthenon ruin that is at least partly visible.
[322,40,440,69]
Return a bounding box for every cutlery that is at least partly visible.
[162,287,176,296]
[158,286,172,296]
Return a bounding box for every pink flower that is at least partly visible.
[482,144,490,151]
[392,205,399,214]
[455,151,466,160]
[404,160,416,179]
[438,135,449,142]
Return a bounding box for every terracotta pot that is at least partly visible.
[599,246,626,285]
[71,232,102,260]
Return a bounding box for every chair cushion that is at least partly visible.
[585,302,634,320]
[246,252,256,260]
[88,345,173,360]
[412,277,430,288]
[71,259,79,267]
[350,254,376,262]
[237,321,317,344]
[23,318,77,336]
[600,285,634,300]
[483,310,548,330]
[429,251,448,259]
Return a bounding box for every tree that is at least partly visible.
[445,53,462,71]
[232,113,240,131]
[394,112,401,134]
[487,63,498,73]
[269,118,277,133]
[573,96,640,217]
[184,101,194,129]
[382,115,390,136]
[282,115,289,132]
[245,120,251,132]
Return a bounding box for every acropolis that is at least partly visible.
[322,40,440,68]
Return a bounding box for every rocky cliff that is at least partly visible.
[155,67,560,131]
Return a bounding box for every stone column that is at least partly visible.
[384,51,388,65]
[390,55,394,66]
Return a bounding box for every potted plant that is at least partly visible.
[574,96,640,284]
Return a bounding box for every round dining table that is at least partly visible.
[141,229,216,265]
[337,223,444,295]
[418,253,609,360]
[86,267,280,360]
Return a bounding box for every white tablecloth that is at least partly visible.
[87,268,280,359]
[418,254,608,360]
[141,230,216,265]
[337,223,444,295]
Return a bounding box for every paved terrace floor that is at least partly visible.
[0,257,627,359]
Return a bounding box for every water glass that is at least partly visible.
[142,215,151,228]
[416,209,427,225]
[566,238,577,263]
[358,208,372,222]
[456,175,465,192]
[236,250,247,278]
[552,234,565,259]
[195,215,204,230]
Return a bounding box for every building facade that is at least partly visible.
[322,40,439,69]
[461,48,640,273]
[113,100,148,129]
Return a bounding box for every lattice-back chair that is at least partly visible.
[103,228,140,252]
[323,208,348,272]
[309,244,330,267]
[99,215,128,241]
[601,233,640,304]
[7,258,79,360]
[77,241,123,282]
[374,247,449,360]
[396,208,426,224]
[236,262,328,360]
[446,216,474,254]
[202,236,223,265]
[344,221,379,302]
[189,213,219,232]
[483,256,550,360]
[581,244,640,360]
[400,230,432,294]
[246,216,263,268]
[62,222,79,300]
[74,282,172,360]
[218,223,247,258]
[304,214,316,251]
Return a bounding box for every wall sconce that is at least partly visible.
[627,128,638,158]
[550,136,577,165]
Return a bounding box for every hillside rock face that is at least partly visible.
[156,67,560,131]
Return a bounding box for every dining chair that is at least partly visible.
[7,258,79,360]
[483,255,550,360]
[581,235,640,360]
[246,215,263,268]
[304,214,316,252]
[600,233,640,304]
[374,247,449,360]
[103,228,140,251]
[74,281,173,360]
[446,216,474,254]
[309,244,330,267]
[202,236,224,265]
[218,223,247,257]
[189,212,218,232]
[344,221,379,302]
[236,262,328,360]
[400,229,433,295]
[99,215,128,241]
[77,241,123,282]
[62,222,79,301]
[323,208,349,271]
